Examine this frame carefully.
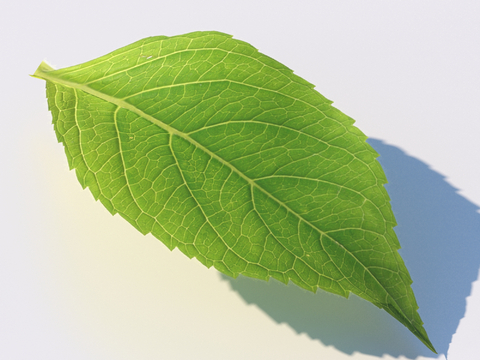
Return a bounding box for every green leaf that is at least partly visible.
[33,31,435,353]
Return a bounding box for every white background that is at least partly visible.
[1,1,479,359]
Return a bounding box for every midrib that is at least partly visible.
[34,65,409,330]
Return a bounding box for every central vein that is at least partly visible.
[34,66,404,323]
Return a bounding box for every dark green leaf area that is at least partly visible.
[37,31,435,352]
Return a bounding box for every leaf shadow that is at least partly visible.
[220,139,480,358]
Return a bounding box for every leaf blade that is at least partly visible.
[34,31,435,353]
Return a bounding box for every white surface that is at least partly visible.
[1,1,479,359]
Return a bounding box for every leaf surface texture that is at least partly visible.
[34,31,435,352]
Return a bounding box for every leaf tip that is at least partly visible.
[422,337,437,354]
[31,60,56,79]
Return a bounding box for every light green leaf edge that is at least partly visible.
[33,31,435,353]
